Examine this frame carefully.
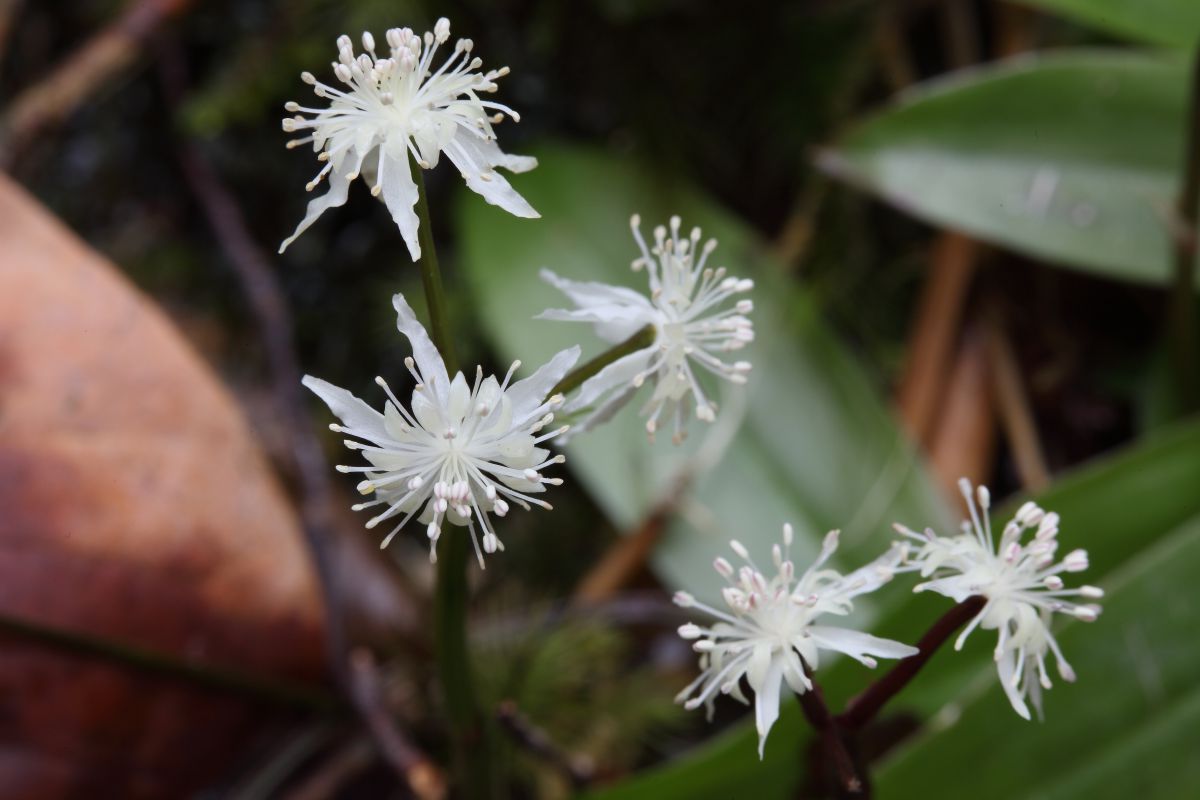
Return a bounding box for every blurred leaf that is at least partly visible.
[821,50,1194,288]
[454,143,949,605]
[1014,0,1200,48]
[0,176,325,795]
[582,416,1200,798]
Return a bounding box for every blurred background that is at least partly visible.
[2,0,1199,798]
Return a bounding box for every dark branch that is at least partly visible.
[837,596,986,732]
[797,676,865,798]
[496,700,595,790]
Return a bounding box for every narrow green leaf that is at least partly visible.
[822,50,1192,287]
[1014,0,1200,49]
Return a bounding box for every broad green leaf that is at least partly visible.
[583,416,1200,799]
[877,510,1200,799]
[455,142,948,605]
[822,50,1193,288]
[1014,0,1200,48]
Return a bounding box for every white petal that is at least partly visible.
[279,156,355,253]
[997,649,1032,720]
[563,347,656,414]
[505,346,581,421]
[807,625,918,665]
[539,268,655,311]
[754,657,785,760]
[471,136,537,174]
[378,149,422,261]
[302,375,387,440]
[393,294,450,403]
[445,131,539,218]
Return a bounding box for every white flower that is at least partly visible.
[894,479,1103,720]
[303,294,579,565]
[279,19,538,259]
[538,214,754,444]
[674,526,916,758]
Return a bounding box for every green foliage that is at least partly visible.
[454,143,949,607]
[1014,0,1200,48]
[583,418,1200,798]
[823,50,1193,288]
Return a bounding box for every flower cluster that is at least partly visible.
[540,215,754,443]
[674,526,915,757]
[894,479,1102,720]
[304,295,578,565]
[280,19,537,260]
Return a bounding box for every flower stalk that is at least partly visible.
[548,323,656,399]
[412,161,493,796]
[836,595,986,732]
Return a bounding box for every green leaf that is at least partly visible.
[581,416,1200,799]
[455,142,948,604]
[1014,0,1200,48]
[821,50,1193,288]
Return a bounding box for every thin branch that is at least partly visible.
[347,649,447,800]
[496,700,595,790]
[1169,40,1200,412]
[837,596,986,732]
[986,313,1050,492]
[0,610,338,713]
[0,0,195,168]
[571,475,689,605]
[281,737,375,800]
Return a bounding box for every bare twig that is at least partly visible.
[572,476,690,606]
[0,610,338,713]
[282,737,375,800]
[497,700,595,790]
[986,314,1050,492]
[0,0,24,67]
[348,649,446,800]
[157,47,431,793]
[895,233,980,448]
[0,0,195,167]
[837,596,986,732]
[939,0,979,70]
[928,323,996,498]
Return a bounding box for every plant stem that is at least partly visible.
[797,674,865,798]
[548,323,656,400]
[411,162,492,797]
[1170,40,1200,412]
[837,596,986,732]
[0,610,339,713]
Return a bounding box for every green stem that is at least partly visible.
[1170,41,1200,412]
[549,323,656,400]
[0,610,339,713]
[411,161,492,797]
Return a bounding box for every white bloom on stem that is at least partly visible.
[674,526,916,758]
[894,478,1103,720]
[280,19,537,259]
[303,294,579,566]
[538,214,754,444]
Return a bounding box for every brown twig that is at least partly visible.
[837,596,986,732]
[347,649,446,800]
[497,700,595,790]
[928,323,996,499]
[282,737,375,800]
[939,0,979,70]
[797,675,865,798]
[0,0,194,168]
[895,234,981,448]
[0,0,24,67]
[156,47,432,793]
[572,476,690,606]
[986,314,1050,492]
